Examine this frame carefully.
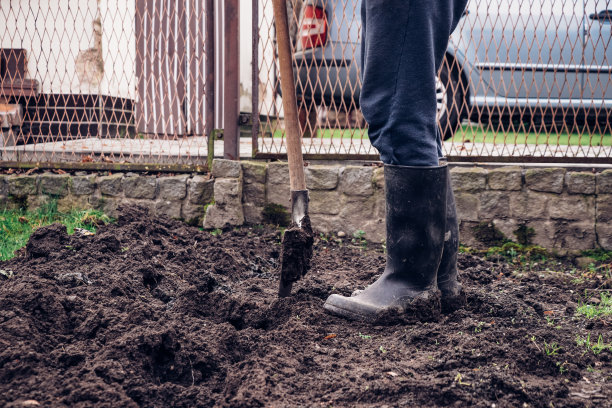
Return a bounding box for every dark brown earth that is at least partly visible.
[0,206,610,407]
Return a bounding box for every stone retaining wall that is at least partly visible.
[0,171,214,226]
[204,159,612,251]
[1,160,610,251]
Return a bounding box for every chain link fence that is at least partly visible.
[0,0,610,169]
[255,0,612,163]
[0,0,214,170]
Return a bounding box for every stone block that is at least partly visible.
[214,178,242,206]
[243,203,264,224]
[212,159,242,179]
[566,172,596,195]
[181,202,206,226]
[158,175,188,201]
[509,191,550,220]
[525,168,566,193]
[267,162,289,185]
[242,161,267,184]
[527,220,555,250]
[372,167,385,190]
[338,196,380,238]
[40,174,70,196]
[154,200,182,219]
[309,190,344,215]
[309,213,340,235]
[551,221,597,251]
[242,182,266,206]
[487,166,522,191]
[450,167,487,192]
[203,202,244,229]
[338,166,373,196]
[492,219,520,242]
[457,221,481,248]
[188,176,214,205]
[0,175,8,196]
[99,174,123,197]
[305,166,339,190]
[454,192,479,222]
[596,194,612,223]
[266,179,290,208]
[71,175,96,195]
[597,169,612,194]
[479,191,510,220]
[8,176,37,197]
[90,195,119,219]
[596,223,612,250]
[57,195,92,213]
[0,195,7,209]
[123,176,157,199]
[549,195,595,221]
[26,194,51,212]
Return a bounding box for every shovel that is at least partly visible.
[272,0,314,297]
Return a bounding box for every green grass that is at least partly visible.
[0,201,112,261]
[451,126,611,146]
[576,292,612,319]
[576,334,612,355]
[269,125,610,146]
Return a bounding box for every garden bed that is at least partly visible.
[0,207,610,407]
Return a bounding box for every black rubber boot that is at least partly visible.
[323,164,447,321]
[437,166,467,313]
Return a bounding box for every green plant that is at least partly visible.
[544,341,561,356]
[474,321,485,333]
[358,332,372,340]
[576,334,612,355]
[352,230,367,250]
[0,202,112,261]
[210,228,222,236]
[576,292,612,319]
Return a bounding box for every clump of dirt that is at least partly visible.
[0,206,610,407]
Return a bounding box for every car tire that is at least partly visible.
[437,62,464,141]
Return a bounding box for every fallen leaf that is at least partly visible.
[25,167,38,175]
[543,311,554,316]
[81,155,94,163]
[324,334,337,340]
[18,216,28,224]
[386,371,398,377]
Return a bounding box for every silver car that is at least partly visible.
[292,0,612,138]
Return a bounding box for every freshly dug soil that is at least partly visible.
[0,207,610,407]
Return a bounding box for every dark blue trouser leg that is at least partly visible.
[360,0,468,166]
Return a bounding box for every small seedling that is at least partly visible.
[556,361,568,374]
[576,334,612,355]
[474,321,485,333]
[358,332,372,340]
[210,228,222,236]
[352,230,367,250]
[379,345,388,354]
[544,341,561,356]
[576,292,612,319]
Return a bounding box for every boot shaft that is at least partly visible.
[384,164,448,289]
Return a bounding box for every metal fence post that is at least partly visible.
[223,0,240,160]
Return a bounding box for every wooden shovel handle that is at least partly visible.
[271,0,306,191]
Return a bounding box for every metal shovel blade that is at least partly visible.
[278,190,314,297]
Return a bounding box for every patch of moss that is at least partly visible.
[262,203,291,227]
[472,221,507,247]
[514,224,536,246]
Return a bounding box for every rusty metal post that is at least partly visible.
[223,0,240,160]
[205,0,215,169]
[251,0,260,157]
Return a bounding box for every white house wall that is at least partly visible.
[1,0,134,98]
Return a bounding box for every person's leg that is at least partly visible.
[324,0,467,320]
[360,0,466,166]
